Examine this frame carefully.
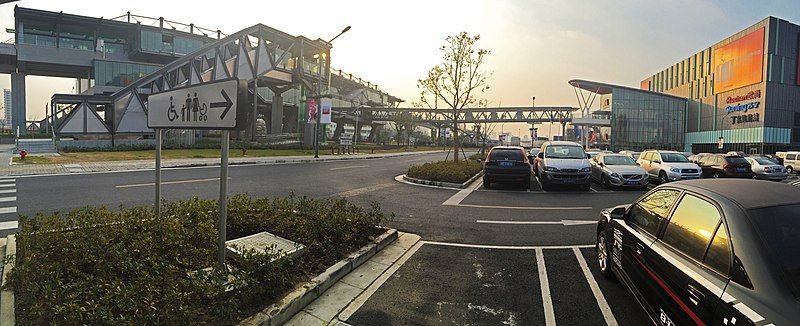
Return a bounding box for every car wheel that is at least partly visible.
[483,178,491,188]
[659,171,669,184]
[540,177,550,191]
[601,175,611,189]
[752,173,758,179]
[582,183,591,191]
[712,172,722,178]
[596,230,614,279]
[788,166,795,174]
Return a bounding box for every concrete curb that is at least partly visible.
[0,235,16,326]
[402,171,484,189]
[240,228,398,326]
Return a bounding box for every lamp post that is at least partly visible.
[314,26,351,158]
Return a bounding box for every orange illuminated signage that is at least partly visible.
[640,80,651,90]
[713,27,764,93]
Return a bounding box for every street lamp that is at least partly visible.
[314,26,351,158]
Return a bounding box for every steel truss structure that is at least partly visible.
[344,106,579,125]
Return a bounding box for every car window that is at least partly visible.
[628,189,681,236]
[604,156,636,165]
[545,145,586,159]
[489,149,524,161]
[748,204,800,299]
[726,157,748,165]
[753,157,777,165]
[652,153,662,162]
[641,152,652,161]
[661,153,690,163]
[662,194,721,262]
[787,154,797,160]
[705,222,731,276]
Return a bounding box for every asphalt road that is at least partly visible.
[16,152,796,325]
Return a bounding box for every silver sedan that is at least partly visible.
[590,153,649,189]
[745,156,787,181]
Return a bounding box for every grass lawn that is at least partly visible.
[11,146,443,164]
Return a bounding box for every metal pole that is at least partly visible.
[251,82,257,141]
[218,130,230,271]
[155,129,162,217]
[354,107,359,146]
[314,54,323,158]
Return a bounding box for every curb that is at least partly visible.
[240,228,398,326]
[402,171,484,189]
[0,235,16,326]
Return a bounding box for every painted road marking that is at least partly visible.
[574,247,618,325]
[0,189,14,195]
[394,175,460,190]
[329,165,369,171]
[457,204,593,210]
[536,248,556,326]
[0,207,16,214]
[115,177,230,188]
[0,178,18,232]
[329,183,395,198]
[442,177,482,206]
[0,197,15,203]
[0,184,14,188]
[0,220,17,231]
[423,241,593,250]
[0,179,14,184]
[477,219,596,226]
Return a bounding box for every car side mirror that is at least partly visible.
[598,162,604,167]
[587,154,592,159]
[537,152,544,159]
[610,207,626,220]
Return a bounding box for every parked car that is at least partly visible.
[534,141,591,191]
[619,150,641,160]
[589,153,648,189]
[726,151,747,157]
[637,150,702,183]
[595,179,800,326]
[745,156,787,181]
[764,153,783,165]
[696,154,752,178]
[784,151,800,174]
[483,146,531,189]
[586,150,602,160]
[679,151,694,159]
[527,148,541,162]
[774,151,787,165]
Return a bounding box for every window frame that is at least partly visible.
[626,188,683,237]
[657,191,734,278]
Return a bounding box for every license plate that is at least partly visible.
[627,181,638,185]
[500,161,513,167]
[563,179,575,183]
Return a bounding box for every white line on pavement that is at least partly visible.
[0,189,15,195]
[0,220,17,230]
[338,240,425,321]
[456,204,593,210]
[329,165,369,171]
[442,177,482,206]
[422,240,594,250]
[573,247,619,326]
[394,175,460,190]
[477,219,597,226]
[0,179,15,184]
[536,248,556,326]
[0,207,16,214]
[0,184,15,188]
[115,177,230,188]
[328,183,394,198]
[0,197,15,203]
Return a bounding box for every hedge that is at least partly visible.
[406,160,483,184]
[7,194,389,324]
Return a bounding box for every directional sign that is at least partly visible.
[340,132,353,146]
[147,79,247,130]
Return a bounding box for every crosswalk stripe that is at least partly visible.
[0,207,16,214]
[0,184,15,188]
[0,179,15,184]
[0,197,15,203]
[0,220,17,230]
[0,190,14,194]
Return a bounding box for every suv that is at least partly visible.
[483,146,531,189]
[784,151,800,174]
[637,150,702,183]
[534,141,591,190]
[697,154,752,178]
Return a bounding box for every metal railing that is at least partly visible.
[109,12,227,39]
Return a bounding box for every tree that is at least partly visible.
[391,112,413,147]
[417,32,491,161]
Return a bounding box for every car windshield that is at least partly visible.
[603,156,636,165]
[753,157,778,165]
[726,157,748,164]
[546,145,586,159]
[661,153,689,162]
[490,149,523,161]
[748,204,800,299]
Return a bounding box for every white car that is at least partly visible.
[636,150,702,183]
[745,156,787,181]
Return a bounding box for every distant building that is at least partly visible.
[2,89,10,129]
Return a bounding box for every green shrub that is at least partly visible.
[468,152,486,161]
[7,195,389,324]
[406,160,483,184]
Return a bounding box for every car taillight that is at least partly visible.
[764,166,771,172]
[723,164,731,170]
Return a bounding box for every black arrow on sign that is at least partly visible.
[212,89,233,120]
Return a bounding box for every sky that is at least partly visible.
[2,0,800,137]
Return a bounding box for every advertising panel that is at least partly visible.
[640,80,651,91]
[306,98,318,124]
[713,27,764,93]
[320,98,332,124]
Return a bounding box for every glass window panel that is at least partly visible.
[662,194,721,261]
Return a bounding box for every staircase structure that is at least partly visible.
[16,138,58,154]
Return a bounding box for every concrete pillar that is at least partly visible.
[11,72,26,135]
[271,93,283,134]
[333,121,344,140]
[367,124,380,142]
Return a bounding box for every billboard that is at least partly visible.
[713,27,764,93]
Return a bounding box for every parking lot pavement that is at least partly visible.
[344,243,650,325]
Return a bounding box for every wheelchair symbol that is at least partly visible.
[167,96,179,121]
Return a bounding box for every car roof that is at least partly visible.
[544,141,581,146]
[668,179,800,210]
[491,146,524,150]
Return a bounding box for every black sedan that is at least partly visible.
[595,179,800,325]
[483,146,531,189]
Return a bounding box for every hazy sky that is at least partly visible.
[2,0,800,136]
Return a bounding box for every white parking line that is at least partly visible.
[456,204,593,210]
[477,219,596,225]
[0,207,15,214]
[116,177,230,188]
[422,241,593,250]
[536,248,556,326]
[573,247,618,326]
[442,178,481,206]
[0,220,17,231]
[0,189,15,195]
[329,165,369,171]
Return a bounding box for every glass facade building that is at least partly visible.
[139,30,204,56]
[609,88,686,151]
[93,60,161,87]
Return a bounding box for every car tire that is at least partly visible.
[659,171,669,184]
[582,183,591,191]
[713,171,722,178]
[788,166,795,174]
[483,178,491,188]
[540,177,550,191]
[601,175,611,189]
[752,173,758,179]
[596,230,615,279]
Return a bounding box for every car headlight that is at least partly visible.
[580,167,591,173]
[670,167,680,173]
[610,173,621,179]
[546,166,559,172]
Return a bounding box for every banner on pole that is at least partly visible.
[320,98,332,124]
[307,98,318,124]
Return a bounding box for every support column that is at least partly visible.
[11,72,26,135]
[367,124,380,142]
[333,121,344,140]
[355,122,364,143]
[271,93,283,134]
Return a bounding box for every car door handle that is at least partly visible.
[635,243,645,256]
[687,284,705,306]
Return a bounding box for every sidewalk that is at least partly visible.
[0,150,442,177]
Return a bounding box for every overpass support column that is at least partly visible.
[367,124,380,142]
[355,121,364,143]
[11,71,26,135]
[270,93,283,134]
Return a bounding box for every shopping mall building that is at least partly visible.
[640,16,800,154]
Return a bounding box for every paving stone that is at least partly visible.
[284,311,326,326]
[369,244,407,266]
[394,232,421,249]
[340,260,389,290]
[302,282,362,322]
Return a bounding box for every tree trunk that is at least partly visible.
[452,124,460,162]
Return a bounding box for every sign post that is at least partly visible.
[147,78,247,271]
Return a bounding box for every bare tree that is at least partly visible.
[391,112,413,147]
[417,32,491,162]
